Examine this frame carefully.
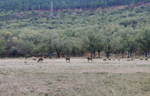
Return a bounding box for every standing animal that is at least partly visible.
[65,57,70,62]
[37,57,43,62]
[87,57,93,62]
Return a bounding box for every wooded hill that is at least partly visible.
[0,0,149,11]
[0,3,150,58]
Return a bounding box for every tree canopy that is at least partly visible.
[0,3,150,58]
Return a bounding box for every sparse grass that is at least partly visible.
[0,59,150,96]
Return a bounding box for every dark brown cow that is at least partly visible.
[87,57,93,62]
[37,57,43,62]
[65,57,70,62]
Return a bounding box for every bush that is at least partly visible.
[145,57,148,60]
[103,58,107,61]
[127,58,131,61]
[76,9,83,14]
[27,11,32,15]
[20,12,24,16]
[27,54,31,57]
[33,58,36,60]
[134,7,143,13]
[139,57,143,60]
[131,57,134,60]
[108,58,111,60]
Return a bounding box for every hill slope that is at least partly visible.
[0,0,148,11]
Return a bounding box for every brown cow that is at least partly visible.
[37,57,43,62]
[87,57,93,62]
[65,57,70,62]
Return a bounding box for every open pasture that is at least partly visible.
[0,58,150,96]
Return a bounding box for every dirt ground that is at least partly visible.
[0,58,150,96]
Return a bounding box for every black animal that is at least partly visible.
[87,57,93,62]
[37,57,43,62]
[65,57,70,62]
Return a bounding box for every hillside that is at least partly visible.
[0,0,148,11]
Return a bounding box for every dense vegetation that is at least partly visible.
[0,0,149,11]
[0,4,150,58]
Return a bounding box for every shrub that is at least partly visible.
[127,58,131,61]
[20,12,24,16]
[51,20,58,25]
[27,54,31,57]
[76,9,83,14]
[139,57,143,60]
[131,57,134,60]
[134,7,142,13]
[103,58,107,61]
[34,10,39,14]
[145,57,148,60]
[33,58,36,60]
[108,58,111,60]
[27,11,32,15]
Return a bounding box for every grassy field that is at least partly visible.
[0,58,150,96]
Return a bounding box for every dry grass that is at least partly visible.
[0,58,150,96]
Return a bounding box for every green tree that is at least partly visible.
[121,28,138,58]
[136,28,150,57]
[14,29,38,59]
[42,30,58,58]
[82,29,97,58]
[101,24,118,58]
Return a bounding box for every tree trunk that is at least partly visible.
[93,52,95,58]
[25,50,27,59]
[106,52,110,58]
[128,51,130,58]
[73,52,76,57]
[130,51,133,57]
[122,52,124,58]
[57,51,60,58]
[145,51,148,57]
[98,51,100,58]
[49,41,52,58]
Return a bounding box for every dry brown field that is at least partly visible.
[0,58,150,96]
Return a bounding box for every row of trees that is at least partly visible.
[0,26,150,58]
[0,0,148,11]
[0,5,150,58]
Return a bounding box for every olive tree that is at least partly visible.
[42,29,58,58]
[136,28,150,57]
[13,28,38,59]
